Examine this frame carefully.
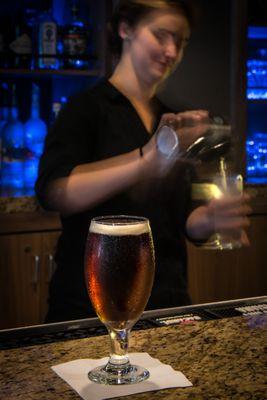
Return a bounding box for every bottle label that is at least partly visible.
[40,21,57,66]
[63,33,87,55]
[9,33,32,54]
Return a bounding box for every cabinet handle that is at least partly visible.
[32,255,40,286]
[47,254,55,282]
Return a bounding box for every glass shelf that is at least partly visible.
[247,88,267,99]
[246,177,267,184]
[0,68,103,78]
[248,26,267,39]
[0,187,35,198]
[246,132,267,181]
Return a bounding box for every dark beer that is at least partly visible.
[84,217,155,329]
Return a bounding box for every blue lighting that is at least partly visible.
[247,25,267,102]
[1,91,25,190]
[247,89,267,99]
[24,84,47,189]
[247,59,267,88]
[246,132,267,181]
[248,27,267,40]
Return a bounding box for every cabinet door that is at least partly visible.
[0,233,42,329]
[187,215,267,304]
[39,231,61,323]
[0,230,61,329]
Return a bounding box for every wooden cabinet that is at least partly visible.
[187,214,267,304]
[0,231,61,329]
[0,212,61,329]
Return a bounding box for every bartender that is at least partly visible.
[35,0,250,322]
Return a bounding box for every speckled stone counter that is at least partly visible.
[0,195,40,213]
[1,315,266,399]
[0,184,265,214]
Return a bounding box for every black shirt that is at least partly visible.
[36,79,194,322]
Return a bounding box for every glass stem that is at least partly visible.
[107,328,130,366]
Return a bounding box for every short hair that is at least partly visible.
[107,0,196,56]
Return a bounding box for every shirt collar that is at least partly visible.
[97,78,129,103]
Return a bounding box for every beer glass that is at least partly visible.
[84,215,155,385]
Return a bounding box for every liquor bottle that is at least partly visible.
[0,84,10,177]
[51,101,62,124]
[24,1,39,70]
[0,83,9,133]
[37,2,58,69]
[0,17,6,68]
[8,13,32,69]
[62,0,89,69]
[1,84,25,190]
[24,83,47,189]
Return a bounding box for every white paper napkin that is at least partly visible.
[52,352,192,400]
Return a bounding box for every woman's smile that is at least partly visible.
[126,9,191,85]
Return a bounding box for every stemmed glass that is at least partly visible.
[84,215,155,385]
[199,166,244,250]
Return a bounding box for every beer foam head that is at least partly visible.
[90,217,150,236]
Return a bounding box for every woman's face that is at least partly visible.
[121,8,191,85]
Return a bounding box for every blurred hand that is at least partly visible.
[186,193,251,246]
[141,132,168,177]
[141,109,210,177]
[207,193,251,246]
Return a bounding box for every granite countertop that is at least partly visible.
[0,195,41,213]
[1,315,266,399]
[0,183,266,214]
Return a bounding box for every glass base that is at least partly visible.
[200,235,242,250]
[88,361,150,385]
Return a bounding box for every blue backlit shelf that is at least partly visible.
[0,68,103,78]
[246,132,267,181]
[246,25,267,184]
[246,177,267,184]
[247,58,267,99]
[247,89,267,100]
[248,26,267,39]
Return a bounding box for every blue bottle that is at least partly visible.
[24,83,47,189]
[1,84,25,191]
[0,84,10,132]
[0,84,10,178]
